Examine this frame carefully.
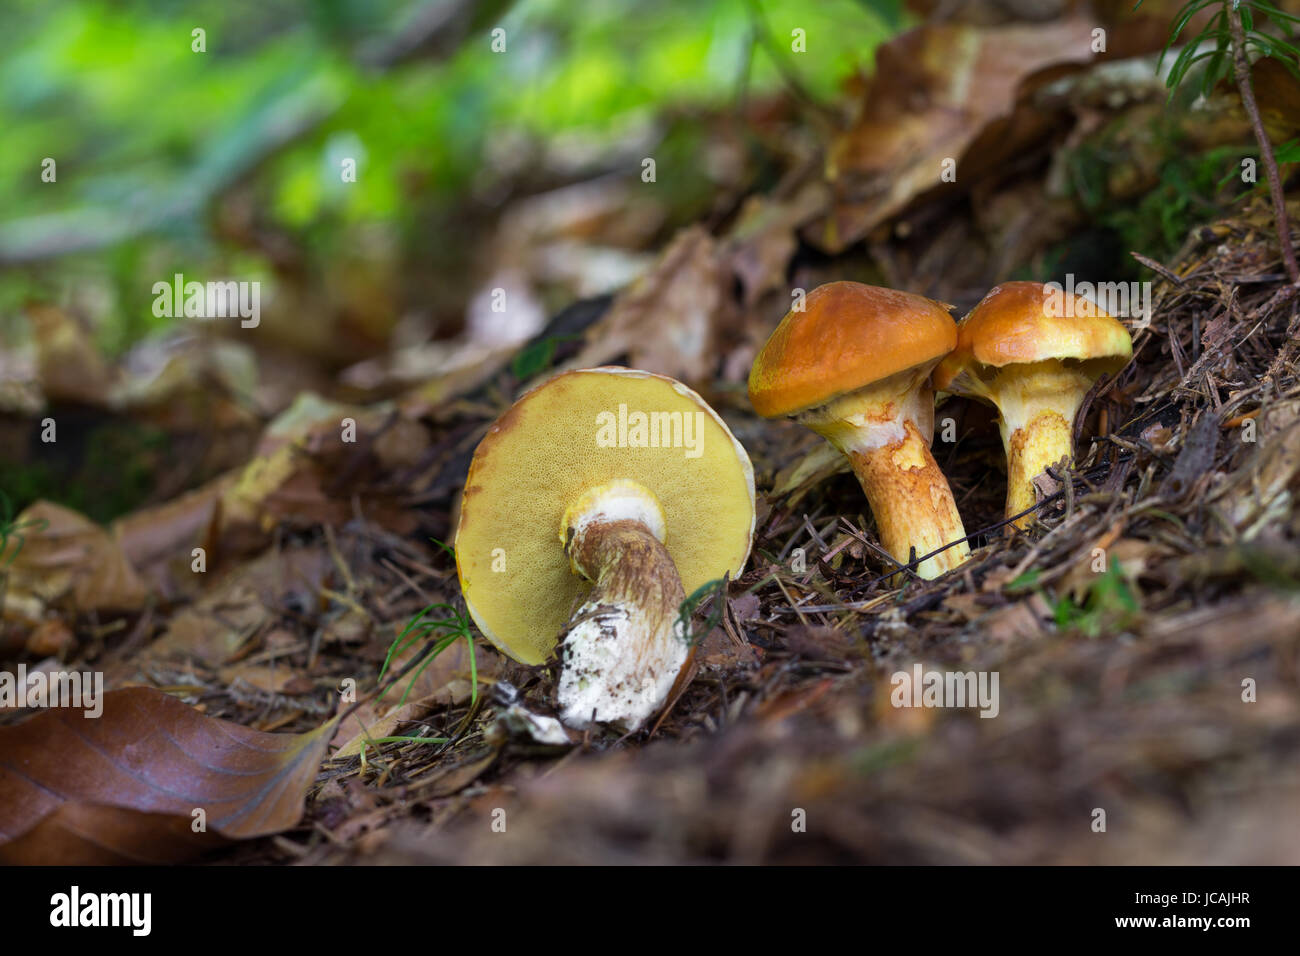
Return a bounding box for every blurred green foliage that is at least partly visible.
[1,0,900,352]
[1059,104,1253,271]
[1096,143,1250,264]
[1052,560,1141,639]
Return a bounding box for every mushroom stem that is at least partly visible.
[989,363,1092,531]
[801,369,970,580]
[843,421,970,579]
[557,480,688,730]
[1002,410,1073,530]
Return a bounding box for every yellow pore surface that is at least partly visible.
[455,368,755,665]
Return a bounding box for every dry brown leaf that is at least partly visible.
[0,501,148,622]
[3,805,231,865]
[770,438,851,502]
[330,636,497,756]
[725,182,829,307]
[331,693,445,760]
[566,226,732,386]
[24,618,76,657]
[112,480,223,572]
[942,592,989,622]
[697,627,759,671]
[111,477,228,599]
[143,543,332,669]
[818,17,1098,252]
[1060,537,1169,603]
[218,393,419,548]
[0,686,334,864]
[981,600,1047,643]
[406,751,498,797]
[1222,399,1300,532]
[781,625,854,662]
[26,304,115,405]
[218,663,314,695]
[343,339,508,397]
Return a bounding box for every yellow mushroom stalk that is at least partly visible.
[933,282,1133,530]
[749,282,970,580]
[799,367,968,579]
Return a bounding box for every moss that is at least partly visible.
[1100,145,1251,263]
[1064,110,1252,266]
[0,419,169,524]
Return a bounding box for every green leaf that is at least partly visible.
[511,337,557,381]
[1252,0,1300,24]
[1273,138,1300,164]
[675,576,729,647]
[1159,0,1220,74]
[1247,31,1300,63]
[1006,569,1041,593]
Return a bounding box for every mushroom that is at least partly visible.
[932,281,1132,530]
[748,281,970,579]
[455,367,755,731]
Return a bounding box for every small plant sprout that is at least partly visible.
[455,367,755,731]
[748,281,970,580]
[378,602,479,709]
[353,603,478,765]
[1153,0,1300,284]
[933,282,1132,531]
[0,493,48,568]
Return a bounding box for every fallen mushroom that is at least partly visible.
[932,281,1132,530]
[455,367,755,731]
[748,281,969,579]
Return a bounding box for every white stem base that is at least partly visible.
[557,480,689,731]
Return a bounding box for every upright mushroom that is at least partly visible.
[932,281,1132,529]
[748,281,969,579]
[455,367,755,731]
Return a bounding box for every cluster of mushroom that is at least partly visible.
[452,280,1131,734]
[749,280,1132,572]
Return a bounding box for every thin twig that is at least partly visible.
[1227,0,1299,285]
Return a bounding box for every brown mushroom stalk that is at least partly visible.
[556,480,688,729]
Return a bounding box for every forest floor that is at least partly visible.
[4,207,1300,865]
[3,8,1300,864]
[295,217,1300,865]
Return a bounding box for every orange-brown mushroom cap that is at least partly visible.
[933,281,1132,390]
[748,281,957,418]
